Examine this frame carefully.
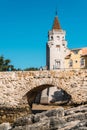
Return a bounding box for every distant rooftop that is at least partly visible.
[82,48,87,56]
[65,47,87,58]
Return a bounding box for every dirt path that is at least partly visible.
[32,104,71,111]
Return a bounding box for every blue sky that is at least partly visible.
[0,0,87,69]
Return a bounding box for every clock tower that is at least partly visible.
[46,14,69,70]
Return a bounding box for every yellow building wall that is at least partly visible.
[65,49,87,69]
[65,59,70,69]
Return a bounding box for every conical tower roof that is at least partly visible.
[52,16,61,30]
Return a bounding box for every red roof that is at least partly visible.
[82,48,87,56]
[52,16,61,30]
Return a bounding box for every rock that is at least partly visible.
[45,107,64,117]
[12,114,34,128]
[10,105,87,130]
[0,123,11,130]
[49,117,66,129]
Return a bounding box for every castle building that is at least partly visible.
[35,14,87,105]
[46,14,87,70]
[46,14,69,70]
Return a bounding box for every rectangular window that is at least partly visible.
[56,45,60,51]
[69,60,73,67]
[80,58,85,66]
[56,45,60,48]
[73,50,79,54]
[55,60,61,69]
[62,44,65,46]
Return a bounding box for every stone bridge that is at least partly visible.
[0,70,87,108]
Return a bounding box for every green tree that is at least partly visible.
[0,56,4,71]
[24,67,39,71]
[0,56,15,71]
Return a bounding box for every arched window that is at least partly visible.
[80,58,85,66]
[50,36,53,40]
[62,36,64,40]
[69,59,73,67]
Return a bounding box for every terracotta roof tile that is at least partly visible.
[82,48,87,56]
[52,16,61,30]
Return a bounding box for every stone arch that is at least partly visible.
[21,77,59,100]
[22,84,54,108]
[21,78,72,108]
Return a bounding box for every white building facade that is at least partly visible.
[46,15,69,70]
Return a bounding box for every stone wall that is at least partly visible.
[0,70,87,108]
[0,106,31,124]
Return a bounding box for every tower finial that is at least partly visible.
[52,8,61,30]
[55,7,58,16]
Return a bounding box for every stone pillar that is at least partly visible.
[40,88,49,104]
